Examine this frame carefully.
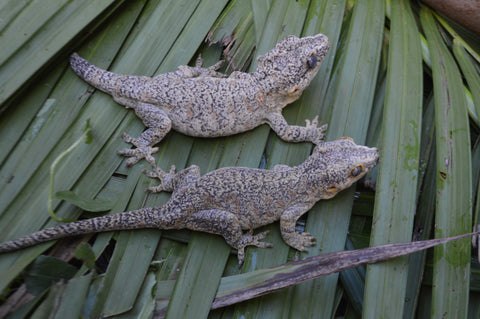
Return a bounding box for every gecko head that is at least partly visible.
[256,34,329,101]
[307,137,379,199]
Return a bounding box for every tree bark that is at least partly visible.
[422,0,480,35]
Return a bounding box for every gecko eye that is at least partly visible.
[350,164,365,177]
[306,54,318,69]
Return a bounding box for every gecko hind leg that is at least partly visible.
[144,165,201,193]
[182,209,272,265]
[113,96,172,167]
[235,230,272,265]
[174,55,226,78]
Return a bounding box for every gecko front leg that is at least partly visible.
[265,113,327,145]
[279,203,316,251]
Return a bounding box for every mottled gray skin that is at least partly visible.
[69,34,330,167]
[0,138,378,264]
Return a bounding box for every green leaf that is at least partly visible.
[50,275,93,319]
[1,0,479,317]
[207,0,255,70]
[289,0,385,317]
[73,242,97,272]
[155,232,480,313]
[0,0,145,295]
[55,191,114,212]
[421,5,472,318]
[363,0,423,317]
[0,0,124,106]
[48,119,94,222]
[213,232,480,310]
[453,39,480,122]
[24,256,77,296]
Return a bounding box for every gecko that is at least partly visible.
[69,34,330,167]
[0,137,378,264]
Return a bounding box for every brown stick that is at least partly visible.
[422,0,480,35]
[154,232,478,317]
[211,232,479,309]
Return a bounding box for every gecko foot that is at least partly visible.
[195,54,224,71]
[288,232,317,252]
[143,165,177,193]
[207,59,224,71]
[305,116,328,144]
[118,132,159,167]
[236,230,273,266]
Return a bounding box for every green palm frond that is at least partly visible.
[0,0,479,317]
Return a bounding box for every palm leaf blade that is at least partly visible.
[363,0,423,316]
[421,6,472,318]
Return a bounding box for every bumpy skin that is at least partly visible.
[69,34,330,167]
[0,138,378,264]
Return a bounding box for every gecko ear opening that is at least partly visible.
[326,185,338,194]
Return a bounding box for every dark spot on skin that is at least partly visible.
[440,171,447,179]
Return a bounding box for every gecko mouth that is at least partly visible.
[368,147,380,163]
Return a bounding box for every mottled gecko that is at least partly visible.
[69,34,330,167]
[0,138,378,264]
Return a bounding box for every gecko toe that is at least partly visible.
[118,146,159,167]
[301,232,316,247]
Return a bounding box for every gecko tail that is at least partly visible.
[0,208,160,253]
[69,53,126,96]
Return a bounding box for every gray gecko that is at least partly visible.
[0,138,378,264]
[69,34,330,167]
